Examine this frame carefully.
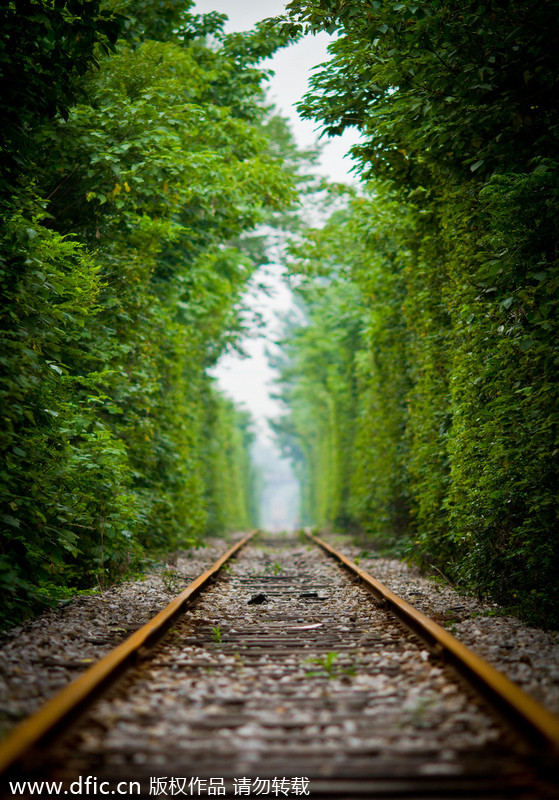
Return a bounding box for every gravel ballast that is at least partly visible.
[1,530,558,747]
[333,538,559,715]
[0,537,234,739]
[52,539,509,780]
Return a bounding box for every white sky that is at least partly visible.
[194,0,360,439]
[193,0,360,182]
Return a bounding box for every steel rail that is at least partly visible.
[0,530,258,777]
[308,531,559,761]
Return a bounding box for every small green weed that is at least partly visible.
[402,697,434,729]
[305,651,338,677]
[305,651,356,679]
[481,606,507,618]
[359,550,378,560]
[161,566,182,593]
[211,625,222,643]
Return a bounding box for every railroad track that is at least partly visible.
[1,531,559,799]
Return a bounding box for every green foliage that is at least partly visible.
[0,3,299,626]
[279,0,559,626]
[0,0,125,196]
[274,271,365,528]
[276,188,412,537]
[203,394,257,534]
[445,167,559,619]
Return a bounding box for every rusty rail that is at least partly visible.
[308,531,559,761]
[0,530,257,776]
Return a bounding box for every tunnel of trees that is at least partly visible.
[1,0,559,630]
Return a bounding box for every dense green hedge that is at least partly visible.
[0,1,297,626]
[277,0,559,626]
